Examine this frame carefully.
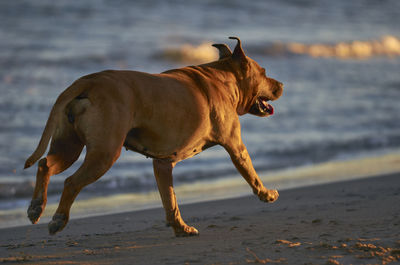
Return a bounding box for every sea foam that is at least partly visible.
[265,35,400,59]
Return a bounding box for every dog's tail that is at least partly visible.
[24,80,89,169]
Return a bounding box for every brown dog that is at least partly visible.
[24,37,283,236]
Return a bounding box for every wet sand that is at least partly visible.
[1,173,399,265]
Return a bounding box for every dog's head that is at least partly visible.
[213,37,283,117]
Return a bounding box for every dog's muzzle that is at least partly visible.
[249,97,274,117]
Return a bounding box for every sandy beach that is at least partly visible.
[0,173,399,265]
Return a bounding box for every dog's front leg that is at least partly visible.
[153,159,199,236]
[223,141,279,203]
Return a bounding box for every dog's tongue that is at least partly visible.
[261,99,274,115]
[267,104,274,115]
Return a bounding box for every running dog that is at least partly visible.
[25,37,283,236]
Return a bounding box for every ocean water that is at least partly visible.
[1,0,400,227]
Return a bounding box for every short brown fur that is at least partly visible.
[25,37,283,236]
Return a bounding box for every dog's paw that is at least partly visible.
[27,199,45,224]
[48,213,68,235]
[174,225,199,237]
[257,188,279,203]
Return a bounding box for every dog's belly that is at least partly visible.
[123,127,216,162]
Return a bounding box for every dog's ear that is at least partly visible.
[229,36,247,61]
[229,36,248,69]
[212,44,232,60]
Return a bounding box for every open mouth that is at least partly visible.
[249,97,274,116]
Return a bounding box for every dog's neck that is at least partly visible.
[201,59,257,116]
[164,59,254,116]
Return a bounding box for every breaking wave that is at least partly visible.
[259,35,400,59]
[153,42,219,64]
[155,36,400,63]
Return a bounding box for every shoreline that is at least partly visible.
[0,172,399,264]
[1,151,400,229]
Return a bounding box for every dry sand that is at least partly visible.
[0,173,399,265]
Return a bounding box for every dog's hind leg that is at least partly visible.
[28,120,84,224]
[153,159,199,237]
[48,136,124,235]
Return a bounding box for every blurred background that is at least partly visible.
[1,0,400,228]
